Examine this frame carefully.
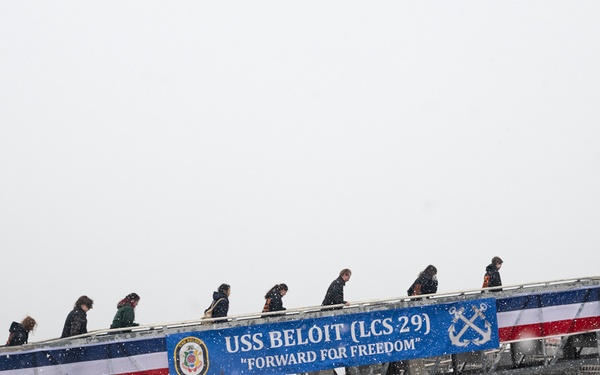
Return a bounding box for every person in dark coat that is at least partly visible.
[61,295,94,338]
[482,256,503,292]
[322,268,352,309]
[110,293,140,329]
[204,284,230,322]
[262,284,288,316]
[407,265,438,298]
[6,316,36,346]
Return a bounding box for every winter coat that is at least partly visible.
[61,307,88,338]
[205,291,230,319]
[482,263,502,291]
[6,322,29,346]
[110,302,138,329]
[322,277,346,308]
[262,290,286,313]
[407,274,438,297]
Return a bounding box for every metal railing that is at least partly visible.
[4,276,600,353]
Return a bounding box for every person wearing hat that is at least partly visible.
[110,293,140,329]
[482,256,503,291]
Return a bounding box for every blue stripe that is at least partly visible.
[0,337,166,371]
[496,287,600,313]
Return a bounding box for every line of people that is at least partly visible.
[203,268,355,321]
[202,257,503,322]
[4,257,503,346]
[3,292,141,347]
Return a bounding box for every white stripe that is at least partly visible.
[0,368,32,375]
[0,352,168,375]
[110,351,168,373]
[498,301,600,328]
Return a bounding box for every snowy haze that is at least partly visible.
[1,1,599,343]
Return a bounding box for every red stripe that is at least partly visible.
[113,369,169,375]
[499,316,600,342]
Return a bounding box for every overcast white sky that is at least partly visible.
[1,1,599,343]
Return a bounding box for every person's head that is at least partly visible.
[265,284,288,298]
[492,256,503,269]
[21,316,36,332]
[75,295,94,312]
[277,283,288,296]
[125,293,141,307]
[218,283,231,297]
[423,265,437,277]
[339,268,352,282]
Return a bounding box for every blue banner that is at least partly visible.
[167,298,499,375]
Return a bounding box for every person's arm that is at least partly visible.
[11,331,27,346]
[121,306,137,327]
[274,296,285,311]
[482,274,491,288]
[70,311,86,336]
[215,299,229,317]
[111,309,123,329]
[412,283,422,296]
[322,284,335,305]
[331,281,344,305]
[262,298,271,313]
[492,272,502,287]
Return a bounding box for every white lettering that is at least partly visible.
[244,351,318,370]
[255,357,265,369]
[382,318,394,335]
[350,321,359,343]
[371,318,394,336]
[283,329,296,346]
[330,323,344,340]
[359,321,371,338]
[320,347,348,360]
[308,325,323,343]
[240,334,253,352]
[265,355,275,367]
[395,340,404,351]
[225,336,239,353]
[269,331,283,348]
[296,328,308,345]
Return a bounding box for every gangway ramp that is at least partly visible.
[1,277,599,374]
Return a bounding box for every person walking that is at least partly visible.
[407,265,438,298]
[482,256,503,291]
[110,293,140,329]
[61,295,94,338]
[322,268,351,309]
[204,284,230,322]
[262,284,288,316]
[5,316,36,346]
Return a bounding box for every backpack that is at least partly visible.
[262,298,272,313]
[203,298,225,319]
[6,322,25,346]
[5,332,14,346]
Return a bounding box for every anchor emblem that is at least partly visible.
[448,303,492,347]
